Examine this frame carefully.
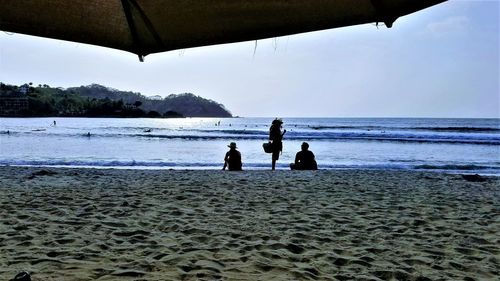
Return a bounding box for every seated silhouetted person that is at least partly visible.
[223,142,242,171]
[290,142,318,170]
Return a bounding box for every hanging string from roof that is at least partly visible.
[253,40,258,58]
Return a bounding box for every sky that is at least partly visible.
[0,1,498,118]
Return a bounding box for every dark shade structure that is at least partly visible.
[0,0,446,60]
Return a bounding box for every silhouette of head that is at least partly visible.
[272,118,283,125]
[301,142,309,151]
[228,142,237,149]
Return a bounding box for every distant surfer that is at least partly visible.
[52,120,56,126]
[86,132,91,137]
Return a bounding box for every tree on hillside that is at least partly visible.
[147,110,161,117]
[163,110,184,118]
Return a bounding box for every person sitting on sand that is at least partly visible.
[290,142,318,170]
[223,142,242,171]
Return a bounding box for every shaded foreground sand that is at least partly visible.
[0,167,499,281]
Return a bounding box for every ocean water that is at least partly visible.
[0,117,499,174]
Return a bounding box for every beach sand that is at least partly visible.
[0,167,498,281]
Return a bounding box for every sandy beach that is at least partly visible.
[0,167,498,280]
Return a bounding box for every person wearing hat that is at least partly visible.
[223,142,242,171]
[269,118,287,170]
[290,142,318,170]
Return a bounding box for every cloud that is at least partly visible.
[427,16,470,36]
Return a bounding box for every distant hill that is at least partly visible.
[0,83,232,118]
[67,84,232,117]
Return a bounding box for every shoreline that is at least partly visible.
[1,165,499,177]
[0,167,499,280]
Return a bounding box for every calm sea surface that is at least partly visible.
[1,117,499,174]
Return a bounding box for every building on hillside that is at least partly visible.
[19,84,30,94]
[0,92,29,116]
[148,95,163,100]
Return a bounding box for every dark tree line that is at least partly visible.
[1,83,184,118]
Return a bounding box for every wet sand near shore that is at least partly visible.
[0,167,499,280]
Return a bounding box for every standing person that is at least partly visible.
[269,118,286,170]
[290,142,318,170]
[223,142,242,171]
